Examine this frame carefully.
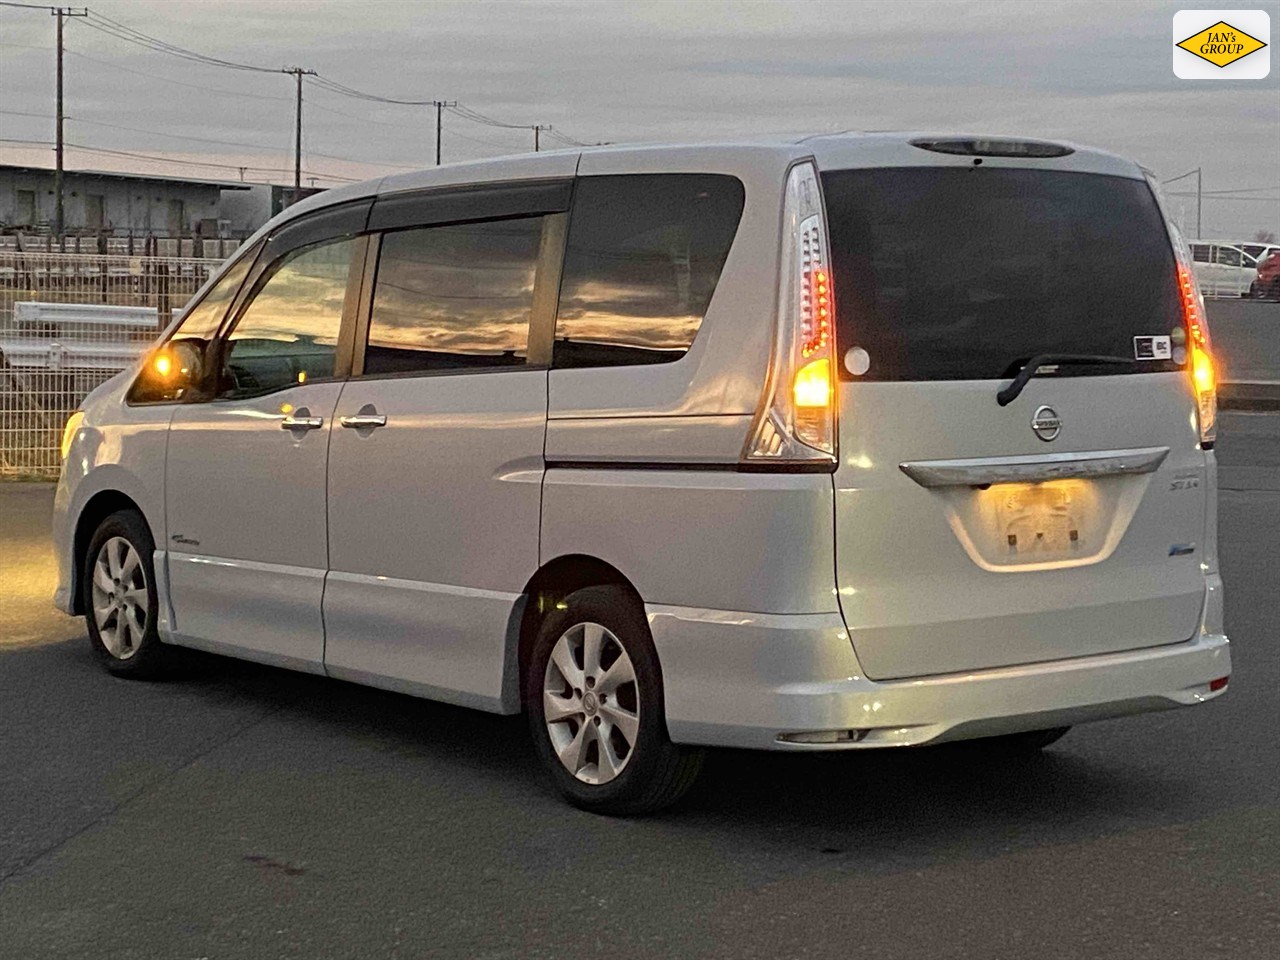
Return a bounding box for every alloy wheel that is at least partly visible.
[90,536,149,660]
[542,621,641,785]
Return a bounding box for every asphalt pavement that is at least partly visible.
[1,413,1277,959]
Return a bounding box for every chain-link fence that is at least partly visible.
[1,250,225,478]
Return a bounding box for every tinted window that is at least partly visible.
[364,217,543,375]
[1216,247,1242,267]
[1191,244,1210,262]
[822,168,1183,381]
[218,238,353,398]
[553,174,744,368]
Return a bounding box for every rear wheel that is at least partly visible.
[83,509,172,679]
[526,585,703,815]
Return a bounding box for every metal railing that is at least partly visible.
[0,250,224,478]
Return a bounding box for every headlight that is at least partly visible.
[61,411,85,460]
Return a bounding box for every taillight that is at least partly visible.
[1177,260,1217,446]
[744,161,837,465]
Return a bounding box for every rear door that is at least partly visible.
[322,181,570,709]
[822,165,1209,680]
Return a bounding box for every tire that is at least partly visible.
[968,726,1071,754]
[83,509,172,679]
[525,585,704,815]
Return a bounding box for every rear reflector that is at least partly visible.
[910,137,1074,158]
[1209,676,1229,692]
[778,729,867,744]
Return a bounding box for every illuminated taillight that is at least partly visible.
[744,161,837,465]
[1177,260,1217,446]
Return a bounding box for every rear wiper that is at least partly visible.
[996,353,1137,406]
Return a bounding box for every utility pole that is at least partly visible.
[1196,167,1202,239]
[1161,167,1204,239]
[281,66,316,202]
[51,6,88,242]
[433,100,456,166]
[533,124,551,152]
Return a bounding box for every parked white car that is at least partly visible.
[52,134,1230,813]
[1189,241,1261,298]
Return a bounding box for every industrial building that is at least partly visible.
[0,163,317,241]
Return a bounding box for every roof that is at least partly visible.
[0,163,252,190]
[241,131,1146,256]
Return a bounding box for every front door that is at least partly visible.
[324,205,566,709]
[165,232,361,671]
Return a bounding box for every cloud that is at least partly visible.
[0,0,1275,237]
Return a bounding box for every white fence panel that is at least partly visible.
[1,250,223,478]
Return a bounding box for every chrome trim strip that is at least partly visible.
[899,446,1169,488]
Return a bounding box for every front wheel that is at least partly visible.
[83,509,172,679]
[526,585,703,815]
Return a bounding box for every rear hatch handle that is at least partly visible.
[997,354,1137,406]
[900,446,1169,488]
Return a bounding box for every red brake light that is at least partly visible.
[802,267,832,358]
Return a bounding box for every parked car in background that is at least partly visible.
[1189,241,1258,298]
[1251,250,1280,301]
[52,133,1230,814]
[1240,242,1280,264]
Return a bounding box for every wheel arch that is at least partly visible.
[513,554,644,711]
[70,490,149,616]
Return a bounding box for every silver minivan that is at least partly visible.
[52,134,1230,813]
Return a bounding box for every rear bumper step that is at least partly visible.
[648,595,1229,751]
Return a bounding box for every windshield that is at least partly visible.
[821,167,1184,381]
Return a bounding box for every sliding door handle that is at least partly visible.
[339,413,387,429]
[280,414,323,431]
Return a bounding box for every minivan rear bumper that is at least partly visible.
[648,576,1229,751]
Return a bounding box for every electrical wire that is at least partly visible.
[0,136,360,183]
[66,116,295,154]
[64,46,292,102]
[75,11,282,74]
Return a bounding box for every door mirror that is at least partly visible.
[131,339,205,402]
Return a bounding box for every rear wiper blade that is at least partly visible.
[996,353,1136,406]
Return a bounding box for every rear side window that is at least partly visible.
[822,168,1183,381]
[553,174,744,368]
[364,217,544,376]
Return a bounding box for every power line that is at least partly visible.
[65,116,292,153]
[309,73,436,106]
[63,46,292,102]
[74,11,282,74]
[0,136,360,183]
[448,104,529,130]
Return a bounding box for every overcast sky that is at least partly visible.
[1,0,1277,238]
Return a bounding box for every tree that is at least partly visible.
[1254,230,1277,244]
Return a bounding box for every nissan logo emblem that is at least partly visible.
[1031,405,1062,442]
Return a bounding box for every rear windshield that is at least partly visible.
[821,167,1184,381]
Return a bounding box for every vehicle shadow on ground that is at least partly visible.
[22,636,1234,870]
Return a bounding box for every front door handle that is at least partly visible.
[281,414,324,431]
[339,413,387,429]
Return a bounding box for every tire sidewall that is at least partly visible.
[525,585,672,811]
[83,509,163,676]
